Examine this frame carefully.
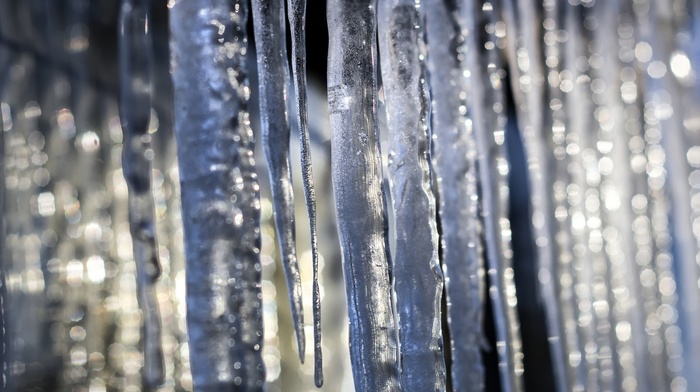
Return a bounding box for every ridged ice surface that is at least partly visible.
[327,0,400,390]
[377,0,446,390]
[0,1,699,391]
[170,0,265,390]
[286,0,323,384]
[424,0,484,390]
[251,0,306,366]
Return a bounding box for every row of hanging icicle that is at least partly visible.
[1,0,700,390]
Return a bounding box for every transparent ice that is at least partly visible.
[0,1,698,391]
[377,0,446,389]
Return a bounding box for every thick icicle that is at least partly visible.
[118,0,165,387]
[169,1,265,390]
[423,0,484,390]
[327,0,400,389]
[377,0,446,390]
[465,1,523,390]
[285,0,323,384]
[251,0,306,365]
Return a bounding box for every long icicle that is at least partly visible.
[169,0,265,389]
[636,0,700,389]
[0,42,9,392]
[543,3,592,390]
[251,0,306,365]
[582,3,655,390]
[424,0,485,390]
[377,0,446,389]
[327,0,400,389]
[466,0,523,390]
[501,1,570,389]
[286,0,323,384]
[118,0,165,388]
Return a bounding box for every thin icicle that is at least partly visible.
[327,0,400,389]
[118,0,164,387]
[0,44,9,392]
[169,0,265,390]
[251,0,306,365]
[377,0,446,390]
[563,6,621,391]
[286,0,323,384]
[423,0,484,390]
[542,4,598,390]
[466,1,523,390]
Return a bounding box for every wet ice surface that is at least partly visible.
[327,0,400,390]
[170,1,265,390]
[424,0,485,390]
[377,0,446,390]
[286,0,324,383]
[1,0,700,391]
[251,0,307,368]
[118,0,165,387]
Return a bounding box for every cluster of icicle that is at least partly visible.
[1,0,700,391]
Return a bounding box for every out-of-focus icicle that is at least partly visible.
[466,1,523,390]
[671,0,700,388]
[589,2,657,392]
[251,0,307,366]
[563,5,622,391]
[377,0,446,389]
[285,0,323,384]
[169,0,265,390]
[118,0,165,387]
[501,1,570,389]
[0,42,9,392]
[542,3,590,390]
[327,0,400,389]
[635,0,700,390]
[423,0,484,390]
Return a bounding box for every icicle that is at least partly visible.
[118,0,165,387]
[465,1,523,390]
[327,0,400,389]
[0,43,9,392]
[251,0,307,366]
[586,3,662,392]
[562,5,623,391]
[423,0,484,390]
[501,1,570,389]
[377,0,446,390]
[635,0,700,390]
[285,0,323,384]
[169,0,265,390]
[541,4,606,390]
